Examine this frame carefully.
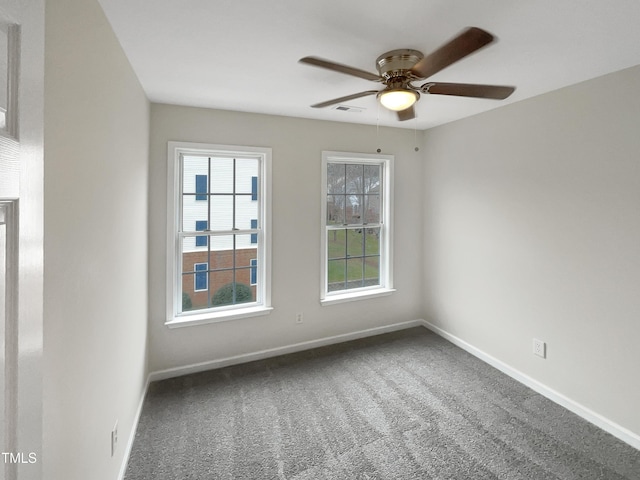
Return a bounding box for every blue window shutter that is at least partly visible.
[250,259,257,285]
[195,263,208,291]
[195,220,208,247]
[195,175,207,200]
[251,176,258,201]
[250,219,258,244]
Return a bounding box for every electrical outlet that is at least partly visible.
[533,338,546,358]
[295,312,304,324]
[111,421,118,457]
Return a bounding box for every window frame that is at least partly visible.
[166,142,272,327]
[320,151,395,305]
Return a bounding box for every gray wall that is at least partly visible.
[148,104,424,373]
[422,64,640,438]
[43,0,149,478]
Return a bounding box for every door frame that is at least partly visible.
[0,2,44,479]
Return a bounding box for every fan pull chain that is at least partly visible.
[376,102,381,153]
[414,116,419,152]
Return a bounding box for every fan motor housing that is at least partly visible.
[376,49,423,79]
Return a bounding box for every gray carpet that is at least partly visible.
[125,327,640,479]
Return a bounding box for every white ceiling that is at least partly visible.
[97,0,640,130]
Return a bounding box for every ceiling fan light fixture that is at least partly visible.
[378,88,419,111]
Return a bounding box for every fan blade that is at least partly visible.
[299,56,382,82]
[311,90,379,108]
[410,27,495,79]
[397,106,415,121]
[424,82,515,99]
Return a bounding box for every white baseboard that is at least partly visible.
[420,319,640,451]
[121,320,422,476]
[122,317,638,479]
[118,376,151,480]
[149,319,424,382]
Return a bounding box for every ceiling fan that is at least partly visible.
[299,27,515,121]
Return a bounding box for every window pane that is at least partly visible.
[364,256,380,286]
[327,259,346,292]
[181,237,208,267]
[346,257,364,289]
[210,157,233,194]
[364,228,380,256]
[346,164,363,194]
[327,195,345,225]
[347,229,364,257]
[211,276,254,306]
[182,274,209,311]
[181,200,208,232]
[364,164,380,194]
[210,268,234,290]
[182,156,208,194]
[236,195,258,227]
[364,194,380,224]
[235,157,259,194]
[181,260,210,312]
[235,267,255,293]
[210,235,233,257]
[327,229,346,260]
[209,196,233,231]
[206,234,232,271]
[327,163,345,194]
[234,234,256,267]
[346,195,362,224]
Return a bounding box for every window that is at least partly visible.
[250,219,257,244]
[321,151,394,304]
[195,175,207,200]
[195,220,208,247]
[194,263,208,291]
[251,176,258,201]
[167,142,272,326]
[250,259,257,286]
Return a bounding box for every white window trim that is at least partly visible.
[166,141,272,326]
[320,151,395,305]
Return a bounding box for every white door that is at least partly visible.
[0,2,44,480]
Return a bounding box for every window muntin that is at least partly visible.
[321,152,393,302]
[168,142,272,325]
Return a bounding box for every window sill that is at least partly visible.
[320,288,396,306]
[166,305,273,328]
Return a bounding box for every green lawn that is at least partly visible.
[327,228,380,285]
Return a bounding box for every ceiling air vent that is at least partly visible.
[332,104,364,113]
